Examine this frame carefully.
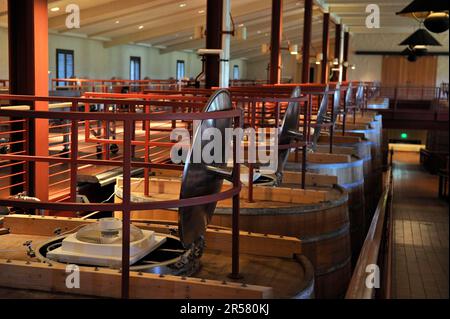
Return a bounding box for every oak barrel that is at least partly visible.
[286,152,366,265]
[317,135,374,232]
[336,114,384,212]
[114,176,351,299]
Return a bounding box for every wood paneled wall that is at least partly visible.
[382,56,437,87]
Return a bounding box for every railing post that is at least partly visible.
[69,101,78,203]
[121,119,132,299]
[230,112,242,280]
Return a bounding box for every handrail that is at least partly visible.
[0,92,243,299]
[345,165,394,299]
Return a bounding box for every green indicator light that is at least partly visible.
[401,133,408,139]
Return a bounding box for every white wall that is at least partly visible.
[244,32,449,85]
[0,27,8,80]
[348,32,449,86]
[0,27,247,82]
[246,52,301,82]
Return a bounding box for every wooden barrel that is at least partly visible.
[198,251,315,299]
[317,135,375,232]
[286,152,365,266]
[212,183,350,299]
[336,118,383,211]
[114,176,351,299]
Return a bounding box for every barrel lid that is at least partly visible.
[178,89,233,248]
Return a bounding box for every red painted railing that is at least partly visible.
[0,93,243,299]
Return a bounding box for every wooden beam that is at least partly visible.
[3,215,301,259]
[205,0,223,89]
[301,0,313,83]
[321,12,330,83]
[0,260,272,299]
[8,0,49,201]
[269,0,282,84]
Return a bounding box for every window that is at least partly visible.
[176,60,185,80]
[56,49,74,86]
[130,56,141,81]
[309,66,315,83]
[233,65,240,80]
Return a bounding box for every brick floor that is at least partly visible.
[392,152,449,299]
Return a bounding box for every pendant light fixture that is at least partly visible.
[396,0,449,33]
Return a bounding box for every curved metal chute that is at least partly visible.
[275,86,301,181]
[178,89,233,248]
[311,86,330,148]
[332,83,341,123]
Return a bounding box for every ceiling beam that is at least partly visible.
[49,0,179,31]
[159,13,325,54]
[103,0,272,48]
[86,1,206,38]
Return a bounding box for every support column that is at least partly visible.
[301,0,313,83]
[205,0,223,89]
[269,0,282,84]
[321,13,330,84]
[8,0,49,201]
[220,0,231,88]
[331,24,341,82]
[343,31,350,82]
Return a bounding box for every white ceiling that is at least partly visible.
[0,0,446,61]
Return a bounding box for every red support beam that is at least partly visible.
[331,24,341,82]
[269,0,283,84]
[343,31,350,81]
[8,0,49,202]
[321,13,330,84]
[205,0,223,89]
[301,0,313,83]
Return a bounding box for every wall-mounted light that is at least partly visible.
[236,26,247,41]
[194,25,205,39]
[289,44,298,55]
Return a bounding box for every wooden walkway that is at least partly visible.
[392,152,449,299]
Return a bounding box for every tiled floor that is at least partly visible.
[392,152,449,299]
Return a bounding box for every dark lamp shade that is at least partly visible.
[396,0,449,16]
[424,12,450,33]
[399,29,442,46]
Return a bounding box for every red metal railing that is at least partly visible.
[367,85,447,104]
[0,93,243,299]
[51,78,182,93]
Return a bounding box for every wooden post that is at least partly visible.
[205,0,223,89]
[8,0,49,201]
[301,0,313,83]
[331,24,341,82]
[343,31,350,81]
[321,13,330,84]
[269,0,283,84]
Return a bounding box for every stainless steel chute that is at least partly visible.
[178,89,234,248]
